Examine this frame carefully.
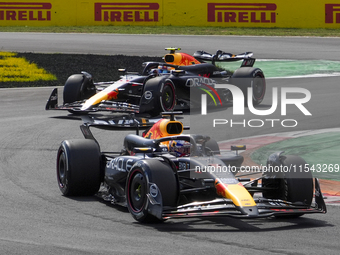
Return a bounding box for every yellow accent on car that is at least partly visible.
[215,180,256,207]
[81,90,109,110]
[144,119,184,139]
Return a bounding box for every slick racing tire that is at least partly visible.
[57,139,101,196]
[63,74,96,104]
[262,155,313,218]
[149,79,176,117]
[160,80,176,112]
[126,160,178,223]
[231,67,266,106]
[140,77,176,117]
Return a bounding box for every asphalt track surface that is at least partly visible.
[1,33,340,254]
[1,32,340,60]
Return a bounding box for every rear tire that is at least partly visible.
[251,70,266,105]
[231,67,266,106]
[57,139,101,196]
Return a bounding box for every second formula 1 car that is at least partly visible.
[46,48,266,116]
[56,112,326,223]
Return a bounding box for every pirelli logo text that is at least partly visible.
[207,3,277,23]
[95,3,159,22]
[325,4,340,23]
[0,2,51,21]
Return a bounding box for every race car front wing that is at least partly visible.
[45,88,140,114]
[161,178,327,219]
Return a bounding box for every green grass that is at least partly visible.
[1,25,340,37]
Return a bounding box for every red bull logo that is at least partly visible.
[207,3,277,23]
[107,89,119,100]
[94,2,159,22]
[325,4,340,23]
[0,2,51,21]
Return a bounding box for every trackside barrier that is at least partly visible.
[0,0,339,28]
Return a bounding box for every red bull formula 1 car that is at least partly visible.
[46,48,266,116]
[56,112,326,223]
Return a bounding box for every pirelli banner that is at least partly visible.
[0,0,339,28]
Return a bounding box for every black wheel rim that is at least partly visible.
[162,83,175,111]
[129,172,146,212]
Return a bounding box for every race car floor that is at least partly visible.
[218,128,340,205]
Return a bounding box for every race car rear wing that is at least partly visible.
[193,50,255,67]
[79,111,189,138]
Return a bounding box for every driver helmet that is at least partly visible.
[158,65,172,73]
[149,68,159,75]
[169,140,191,157]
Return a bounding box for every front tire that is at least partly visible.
[126,160,178,223]
[149,79,176,117]
[205,139,220,155]
[63,74,96,104]
[262,155,313,217]
[57,139,101,196]
[160,80,176,112]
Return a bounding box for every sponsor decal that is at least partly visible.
[186,77,222,106]
[94,2,159,22]
[149,184,158,197]
[325,4,340,23]
[0,2,51,21]
[179,161,190,170]
[207,3,277,23]
[106,157,134,172]
[144,90,153,100]
[107,89,119,100]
